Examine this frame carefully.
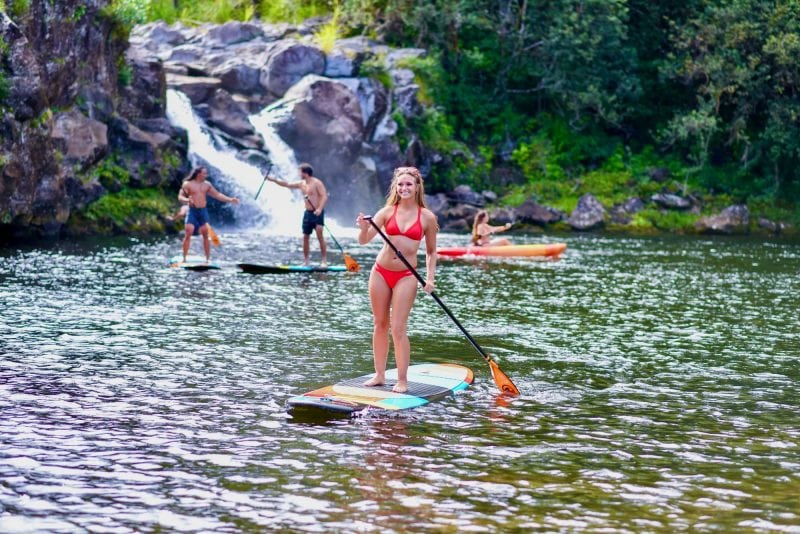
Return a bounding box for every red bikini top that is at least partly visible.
[385,205,423,240]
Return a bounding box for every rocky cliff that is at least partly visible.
[0,0,187,241]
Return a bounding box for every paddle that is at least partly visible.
[306,197,361,272]
[207,224,221,247]
[364,215,520,395]
[254,163,273,200]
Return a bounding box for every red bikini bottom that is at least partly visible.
[374,263,414,289]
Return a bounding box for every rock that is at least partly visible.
[610,197,645,224]
[516,199,565,225]
[338,77,389,140]
[165,73,222,105]
[441,203,479,231]
[1,12,45,121]
[50,110,108,169]
[393,84,422,118]
[325,47,362,78]
[446,185,485,207]
[195,89,257,139]
[77,86,115,123]
[211,60,264,95]
[204,22,264,46]
[65,176,105,210]
[652,192,692,210]
[482,190,498,203]
[695,204,750,234]
[119,47,168,120]
[567,194,607,231]
[390,68,416,86]
[261,40,325,97]
[491,207,517,225]
[757,217,790,234]
[425,193,449,215]
[404,136,432,179]
[130,21,187,49]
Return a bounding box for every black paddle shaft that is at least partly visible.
[305,197,346,254]
[364,216,492,364]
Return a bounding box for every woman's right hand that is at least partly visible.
[356,212,370,231]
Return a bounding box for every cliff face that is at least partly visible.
[0,0,187,241]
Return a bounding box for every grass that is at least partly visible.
[313,3,340,54]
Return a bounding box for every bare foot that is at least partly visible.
[320,260,328,268]
[363,375,384,387]
[392,381,408,393]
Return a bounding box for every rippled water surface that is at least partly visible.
[1,231,799,532]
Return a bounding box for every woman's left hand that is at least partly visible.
[423,280,435,294]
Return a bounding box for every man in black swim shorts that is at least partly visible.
[266,163,329,266]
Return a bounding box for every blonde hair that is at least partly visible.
[385,166,428,208]
[472,210,489,244]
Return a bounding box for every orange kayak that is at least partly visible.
[437,243,567,258]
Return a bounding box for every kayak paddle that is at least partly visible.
[306,197,360,272]
[255,163,273,200]
[364,215,520,396]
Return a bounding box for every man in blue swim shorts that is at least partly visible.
[266,163,329,266]
[178,167,240,263]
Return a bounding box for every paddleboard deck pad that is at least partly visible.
[287,363,473,415]
[169,255,221,271]
[238,263,348,274]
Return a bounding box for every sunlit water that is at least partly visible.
[1,232,799,532]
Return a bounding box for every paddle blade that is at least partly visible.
[488,358,520,396]
[344,254,360,272]
[207,225,221,247]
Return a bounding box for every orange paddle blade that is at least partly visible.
[344,253,360,272]
[488,358,520,396]
[207,225,221,247]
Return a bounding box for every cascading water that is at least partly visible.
[165,89,301,235]
[165,89,358,239]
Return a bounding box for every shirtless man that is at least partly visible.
[177,167,240,263]
[266,163,328,266]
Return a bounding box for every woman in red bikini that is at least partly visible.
[356,167,438,393]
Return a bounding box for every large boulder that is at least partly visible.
[195,89,258,140]
[50,109,108,169]
[129,21,188,51]
[260,40,325,97]
[516,199,565,226]
[567,194,607,231]
[204,21,264,46]
[272,75,383,215]
[165,73,223,105]
[447,185,485,207]
[695,204,750,234]
[491,207,517,225]
[425,193,449,216]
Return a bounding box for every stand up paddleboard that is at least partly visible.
[287,363,473,416]
[169,255,221,271]
[237,263,348,274]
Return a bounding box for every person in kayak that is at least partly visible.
[471,209,512,246]
[356,166,438,394]
[266,163,329,266]
[178,167,240,263]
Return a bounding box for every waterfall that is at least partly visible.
[165,90,358,239]
[165,89,303,235]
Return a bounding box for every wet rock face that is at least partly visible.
[0,0,187,239]
[261,41,326,97]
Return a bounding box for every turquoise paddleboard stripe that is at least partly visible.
[377,397,429,410]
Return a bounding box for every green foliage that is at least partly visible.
[0,71,8,104]
[75,187,174,234]
[313,3,340,53]
[86,158,131,189]
[358,56,392,89]
[259,0,330,23]
[2,0,29,18]
[117,56,133,87]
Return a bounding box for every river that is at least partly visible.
[1,231,798,531]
